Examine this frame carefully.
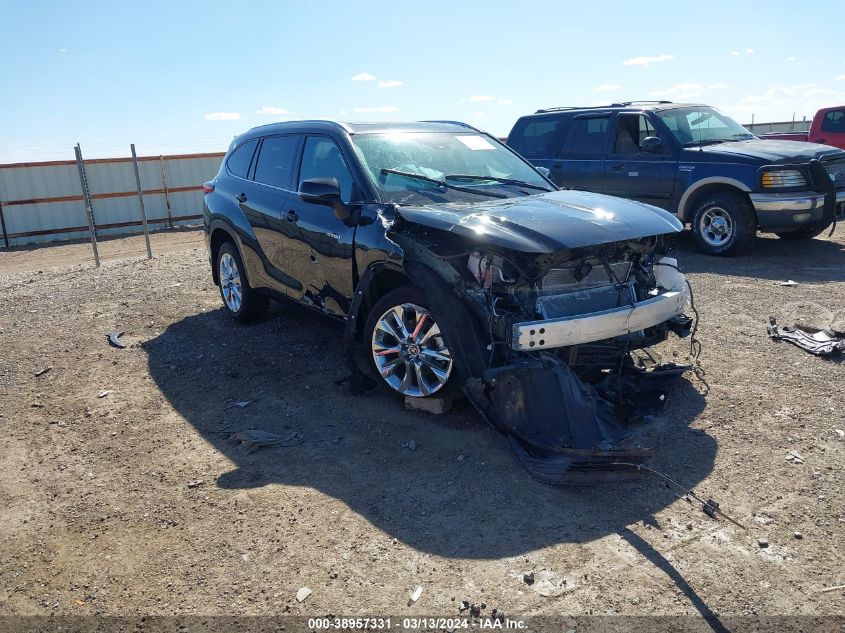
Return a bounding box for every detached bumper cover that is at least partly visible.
[512,289,689,350]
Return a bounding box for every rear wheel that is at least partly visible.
[216,241,268,322]
[690,192,756,256]
[364,286,455,398]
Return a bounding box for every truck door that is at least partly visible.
[283,135,357,316]
[816,108,845,150]
[548,113,610,192]
[603,113,677,209]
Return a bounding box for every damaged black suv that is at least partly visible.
[203,120,695,482]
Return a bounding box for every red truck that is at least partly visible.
[760,105,845,150]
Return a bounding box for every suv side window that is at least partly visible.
[613,114,660,154]
[510,117,564,157]
[226,140,258,179]
[821,109,845,133]
[298,137,354,202]
[254,136,299,189]
[568,116,610,156]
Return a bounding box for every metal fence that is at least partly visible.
[0,151,225,249]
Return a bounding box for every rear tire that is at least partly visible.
[690,192,756,256]
[775,224,829,241]
[216,241,268,322]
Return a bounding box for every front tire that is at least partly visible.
[690,192,756,256]
[363,286,455,398]
[216,241,268,322]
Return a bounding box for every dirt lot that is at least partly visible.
[1,227,844,627]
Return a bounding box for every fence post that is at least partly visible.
[130,144,153,259]
[159,155,174,229]
[74,144,100,267]
[0,200,8,249]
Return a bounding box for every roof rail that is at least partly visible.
[419,120,482,133]
[535,100,673,113]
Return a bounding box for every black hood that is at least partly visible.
[392,190,683,253]
[688,139,845,164]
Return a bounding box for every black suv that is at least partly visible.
[508,102,845,255]
[202,120,694,481]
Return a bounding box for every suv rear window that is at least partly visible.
[568,117,610,156]
[821,109,845,133]
[254,136,299,189]
[226,140,258,179]
[509,117,564,157]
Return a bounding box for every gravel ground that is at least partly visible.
[1,227,844,627]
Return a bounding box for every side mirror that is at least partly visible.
[640,136,664,154]
[536,166,551,178]
[299,177,350,220]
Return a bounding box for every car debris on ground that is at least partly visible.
[768,317,845,356]
[107,330,127,349]
[295,587,312,603]
[226,429,302,455]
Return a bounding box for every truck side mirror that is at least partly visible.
[641,137,665,153]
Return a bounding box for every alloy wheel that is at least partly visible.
[371,303,453,397]
[219,252,243,312]
[699,206,734,247]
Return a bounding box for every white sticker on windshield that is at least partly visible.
[456,135,495,150]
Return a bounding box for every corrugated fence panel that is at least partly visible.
[0,152,224,247]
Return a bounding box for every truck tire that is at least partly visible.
[775,223,830,241]
[690,192,756,256]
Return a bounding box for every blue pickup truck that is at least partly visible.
[507,101,845,255]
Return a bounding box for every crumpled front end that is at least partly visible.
[349,210,697,483]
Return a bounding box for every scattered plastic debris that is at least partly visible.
[794,531,804,540]
[757,538,769,548]
[228,429,302,455]
[187,480,204,489]
[523,572,535,585]
[225,399,252,409]
[777,280,799,287]
[785,450,805,464]
[107,331,127,349]
[834,429,844,439]
[409,585,423,604]
[34,367,52,377]
[768,317,845,356]
[820,584,845,594]
[97,390,113,398]
[295,587,312,603]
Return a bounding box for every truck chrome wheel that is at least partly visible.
[219,252,243,312]
[371,303,453,397]
[699,207,734,247]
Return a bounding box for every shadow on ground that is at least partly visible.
[144,301,713,560]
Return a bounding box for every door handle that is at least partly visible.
[235,193,247,203]
[283,210,299,223]
[611,163,624,171]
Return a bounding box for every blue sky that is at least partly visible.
[1,0,844,162]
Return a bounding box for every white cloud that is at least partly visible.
[204,112,242,121]
[256,106,289,115]
[835,74,845,81]
[59,48,67,53]
[353,106,400,113]
[708,83,729,90]
[378,80,403,88]
[726,82,845,123]
[650,82,704,100]
[593,83,621,92]
[351,72,376,81]
[622,54,674,66]
[745,48,755,54]
[497,99,513,105]
[787,56,796,63]
[730,51,740,56]
[468,95,497,102]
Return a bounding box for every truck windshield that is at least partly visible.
[656,107,755,146]
[351,132,554,205]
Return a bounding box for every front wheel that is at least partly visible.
[690,192,756,256]
[364,286,455,398]
[216,241,268,322]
